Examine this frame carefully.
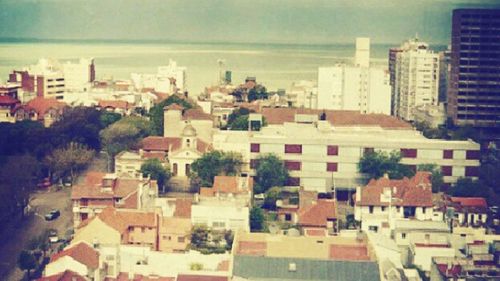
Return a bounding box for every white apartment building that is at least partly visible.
[62,58,95,92]
[26,58,66,99]
[287,80,318,109]
[212,110,480,194]
[393,38,440,121]
[317,39,391,114]
[131,59,187,94]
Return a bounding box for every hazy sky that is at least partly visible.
[0,0,498,44]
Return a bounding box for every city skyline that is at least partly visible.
[1,0,499,45]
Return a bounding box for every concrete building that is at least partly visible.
[392,38,440,121]
[287,80,318,109]
[213,108,481,194]
[62,58,95,92]
[163,102,214,143]
[0,82,21,99]
[317,39,391,114]
[0,95,20,123]
[447,9,500,128]
[413,103,447,128]
[44,242,101,281]
[131,59,187,94]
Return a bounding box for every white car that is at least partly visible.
[48,230,59,243]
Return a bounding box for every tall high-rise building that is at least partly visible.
[355,37,370,68]
[317,38,391,114]
[447,9,500,128]
[62,58,95,92]
[392,38,440,121]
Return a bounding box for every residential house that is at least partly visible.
[355,172,434,233]
[0,95,20,123]
[435,196,489,228]
[44,242,100,280]
[232,231,380,281]
[158,217,191,253]
[73,207,159,250]
[71,172,157,227]
[97,100,131,115]
[430,255,500,281]
[199,176,253,204]
[141,123,212,177]
[14,97,67,127]
[38,270,87,281]
[163,103,214,143]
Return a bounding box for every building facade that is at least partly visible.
[392,38,440,121]
[447,9,500,128]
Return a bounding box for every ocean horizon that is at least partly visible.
[0,39,447,95]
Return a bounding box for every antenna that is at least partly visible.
[217,59,226,85]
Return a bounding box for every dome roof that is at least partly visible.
[182,123,197,137]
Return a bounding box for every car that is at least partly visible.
[44,209,60,221]
[48,229,58,243]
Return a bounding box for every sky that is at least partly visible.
[0,0,499,45]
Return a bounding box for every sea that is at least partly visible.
[0,40,447,96]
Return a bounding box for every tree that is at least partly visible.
[149,95,194,135]
[247,85,268,102]
[18,250,37,279]
[0,154,41,218]
[250,207,265,232]
[100,112,122,128]
[254,154,289,194]
[417,164,444,193]
[191,225,209,249]
[226,108,266,131]
[449,177,487,198]
[224,230,234,250]
[480,143,500,195]
[140,159,171,193]
[45,142,95,183]
[190,151,243,186]
[100,116,152,171]
[358,150,415,180]
[263,187,282,210]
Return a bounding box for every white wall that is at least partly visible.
[45,256,88,278]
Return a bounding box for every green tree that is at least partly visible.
[449,177,487,198]
[18,250,37,279]
[417,164,444,193]
[254,154,289,194]
[140,159,171,193]
[224,230,234,250]
[263,187,282,210]
[250,207,266,232]
[0,155,41,218]
[100,116,152,171]
[190,151,243,186]
[358,150,415,180]
[149,95,194,135]
[100,112,122,128]
[248,85,268,102]
[45,142,95,183]
[480,143,500,195]
[191,225,209,249]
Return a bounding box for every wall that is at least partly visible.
[45,256,88,278]
[73,217,121,246]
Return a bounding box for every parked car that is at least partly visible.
[37,177,51,189]
[45,209,60,221]
[48,229,58,243]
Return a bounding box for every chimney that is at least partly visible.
[139,149,144,157]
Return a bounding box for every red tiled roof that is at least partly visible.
[414,243,450,248]
[25,97,67,117]
[98,100,129,110]
[176,275,228,281]
[329,244,370,261]
[357,172,433,207]
[236,241,266,256]
[298,199,336,228]
[0,95,19,105]
[141,136,181,152]
[450,197,487,208]
[196,139,212,153]
[165,103,184,111]
[216,260,230,271]
[38,270,86,281]
[50,242,99,269]
[174,198,192,218]
[260,108,411,129]
[200,176,253,197]
[71,174,142,200]
[183,108,213,121]
[109,273,175,281]
[97,207,157,234]
[142,151,166,160]
[437,264,462,278]
[85,172,106,186]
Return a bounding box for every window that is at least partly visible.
[381,206,386,212]
[402,233,407,239]
[286,177,300,186]
[285,144,302,154]
[369,206,374,214]
[326,162,338,172]
[400,148,417,158]
[327,145,339,156]
[422,207,427,213]
[465,166,479,177]
[285,214,292,221]
[364,147,375,155]
[186,139,190,147]
[441,166,452,176]
[178,237,185,243]
[288,263,297,272]
[141,227,145,233]
[368,226,378,232]
[397,206,401,213]
[285,161,301,171]
[466,150,480,160]
[250,143,260,153]
[443,150,454,159]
